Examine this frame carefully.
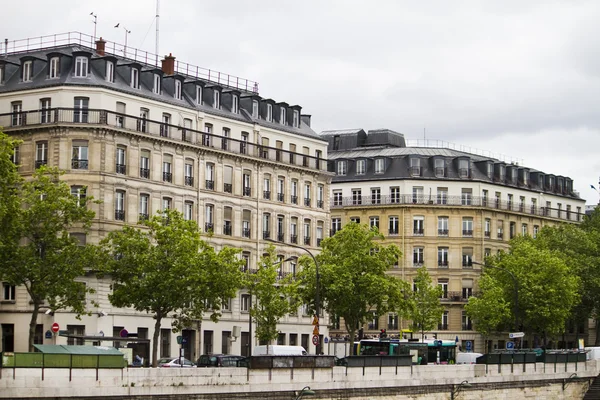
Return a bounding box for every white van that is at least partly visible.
[456,352,483,364]
[252,345,308,356]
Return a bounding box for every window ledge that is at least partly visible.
[1,300,16,304]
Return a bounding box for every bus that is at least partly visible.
[356,339,457,364]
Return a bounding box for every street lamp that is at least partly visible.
[295,386,316,399]
[472,260,519,334]
[265,238,321,355]
[450,380,472,400]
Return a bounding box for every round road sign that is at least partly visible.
[51,322,60,333]
[312,335,319,346]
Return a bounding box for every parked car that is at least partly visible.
[157,357,196,367]
[196,354,246,367]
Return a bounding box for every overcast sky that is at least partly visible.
[7,0,600,204]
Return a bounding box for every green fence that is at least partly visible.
[1,352,126,369]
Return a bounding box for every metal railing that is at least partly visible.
[0,31,259,93]
[1,108,328,172]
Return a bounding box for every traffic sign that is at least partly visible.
[45,330,53,339]
[176,335,182,345]
[506,341,515,350]
[465,341,473,351]
[51,322,60,333]
[312,315,319,326]
[312,335,319,346]
[509,332,524,339]
[312,326,319,335]
[324,337,329,344]
[119,329,129,338]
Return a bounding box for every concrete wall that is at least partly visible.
[0,360,596,399]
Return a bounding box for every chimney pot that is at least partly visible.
[95,37,106,56]
[162,53,176,75]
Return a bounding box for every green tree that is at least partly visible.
[246,246,300,347]
[298,222,409,355]
[0,130,22,265]
[101,209,244,367]
[464,276,512,343]
[406,267,444,341]
[0,166,98,351]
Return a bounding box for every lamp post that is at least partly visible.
[472,260,519,337]
[266,238,321,355]
[450,380,472,400]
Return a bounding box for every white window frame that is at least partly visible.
[374,158,385,174]
[49,57,60,79]
[213,90,220,109]
[356,159,366,175]
[266,104,273,122]
[74,57,88,78]
[232,95,239,113]
[293,110,300,127]
[139,194,149,216]
[174,79,182,100]
[153,73,161,94]
[130,68,139,89]
[196,85,202,105]
[252,100,259,118]
[280,107,286,124]
[23,60,33,81]
[184,201,193,221]
[106,61,114,82]
[337,161,347,176]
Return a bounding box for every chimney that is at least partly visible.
[95,37,106,56]
[301,114,311,127]
[161,53,176,75]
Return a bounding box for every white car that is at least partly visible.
[157,357,196,367]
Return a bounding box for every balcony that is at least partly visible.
[462,323,473,331]
[277,232,284,242]
[242,228,251,238]
[182,131,190,143]
[140,168,150,179]
[263,231,271,240]
[277,193,284,202]
[71,158,88,170]
[114,163,126,174]
[205,222,214,232]
[438,229,449,236]
[497,232,504,239]
[438,323,449,331]
[243,187,251,197]
[160,124,169,137]
[290,234,298,244]
[114,210,125,221]
[413,228,424,236]
[462,261,473,269]
[185,176,194,186]
[304,198,311,207]
[413,262,423,268]
[205,180,214,190]
[138,213,149,221]
[291,195,298,205]
[304,236,311,246]
[35,160,47,169]
[162,172,172,183]
[317,200,324,208]
[389,229,399,235]
[462,229,473,237]
[239,142,247,154]
[223,224,232,236]
[317,238,322,246]
[484,231,490,238]
[264,190,271,200]
[224,183,233,193]
[438,261,449,268]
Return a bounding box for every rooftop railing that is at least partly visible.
[0,31,259,93]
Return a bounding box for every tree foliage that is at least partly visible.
[101,209,244,366]
[298,222,409,355]
[0,130,22,263]
[246,246,300,346]
[406,267,444,341]
[0,166,98,351]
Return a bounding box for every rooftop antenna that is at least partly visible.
[114,23,131,57]
[155,0,160,65]
[90,12,97,42]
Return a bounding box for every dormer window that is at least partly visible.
[252,100,259,118]
[375,158,385,174]
[130,68,139,89]
[356,159,366,175]
[153,74,161,94]
[174,80,182,100]
[458,159,469,178]
[22,60,33,81]
[213,90,220,109]
[105,61,114,83]
[196,85,202,105]
[0,65,4,84]
[523,170,529,185]
[499,165,505,181]
[232,95,239,113]
[293,110,300,128]
[337,161,347,176]
[280,107,286,124]
[435,158,445,177]
[49,57,60,79]
[267,104,273,122]
[410,158,421,176]
[511,168,517,183]
[486,163,493,179]
[74,56,88,78]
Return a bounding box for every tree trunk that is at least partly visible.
[28,302,40,352]
[595,318,600,346]
[348,329,356,356]
[152,314,162,367]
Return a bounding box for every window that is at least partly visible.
[0,65,4,84]
[71,186,87,207]
[174,79,182,100]
[160,113,170,137]
[389,216,399,235]
[266,104,273,122]
[438,247,449,267]
[106,61,114,82]
[71,140,88,169]
[185,162,194,186]
[241,294,251,312]
[162,155,172,183]
[224,166,233,193]
[222,127,230,150]
[317,185,324,208]
[290,217,298,243]
[462,217,473,236]
[304,183,311,206]
[352,189,362,205]
[139,194,149,220]
[374,158,385,174]
[115,190,125,221]
[153,73,161,94]
[510,221,516,239]
[497,220,504,239]
[462,248,473,268]
[293,110,300,127]
[184,201,193,221]
[74,56,88,77]
[277,177,285,202]
[275,215,284,241]
[438,280,448,299]
[317,223,324,245]
[35,141,48,168]
[40,98,52,123]
[533,225,539,238]
[196,85,202,104]
[390,187,400,204]
[522,223,528,236]
[49,57,60,78]
[370,216,379,229]
[224,207,233,236]
[486,163,493,179]
[242,210,251,238]
[484,219,491,237]
[331,218,341,235]
[438,216,449,236]
[461,188,472,205]
[116,146,126,174]
[413,216,424,235]
[333,191,342,207]
[350,217,361,224]
[291,179,298,204]
[22,60,33,81]
[162,197,172,210]
[205,204,214,232]
[337,161,347,175]
[130,67,139,88]
[410,158,421,176]
[435,158,445,177]
[280,107,286,124]
[262,213,271,239]
[412,186,423,203]
[507,194,513,210]
[462,311,473,331]
[203,124,212,146]
[232,95,239,113]
[482,189,488,206]
[243,171,251,197]
[73,97,89,123]
[437,187,448,205]
[205,163,215,190]
[140,150,150,179]
[303,219,311,245]
[2,283,15,301]
[10,145,19,165]
[371,188,381,204]
[213,90,220,108]
[263,175,272,200]
[458,159,469,178]
[413,247,424,266]
[137,108,149,132]
[356,159,366,175]
[252,100,259,118]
